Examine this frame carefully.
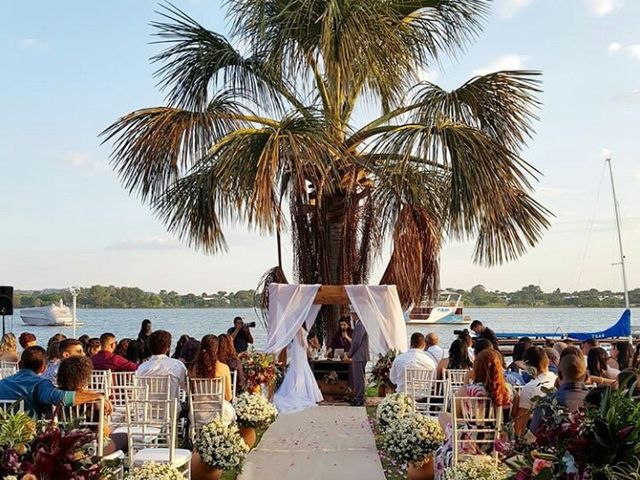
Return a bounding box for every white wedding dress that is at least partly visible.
[273,328,323,414]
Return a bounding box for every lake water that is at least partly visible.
[5,307,637,350]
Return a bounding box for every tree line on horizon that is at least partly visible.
[13,284,639,309]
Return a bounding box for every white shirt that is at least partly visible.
[519,371,557,410]
[389,349,436,393]
[426,345,444,363]
[135,354,187,400]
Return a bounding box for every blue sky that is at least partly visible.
[1,0,639,294]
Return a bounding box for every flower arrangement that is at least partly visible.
[125,462,186,480]
[0,409,37,453]
[382,413,445,467]
[194,417,249,471]
[234,392,278,428]
[442,456,509,480]
[239,351,282,391]
[375,392,414,432]
[369,349,398,389]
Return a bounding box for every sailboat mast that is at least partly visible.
[605,158,630,309]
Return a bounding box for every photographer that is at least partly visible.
[227,316,254,353]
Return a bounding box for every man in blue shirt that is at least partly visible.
[0,346,108,416]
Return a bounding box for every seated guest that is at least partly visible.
[436,338,473,378]
[60,338,86,359]
[136,330,187,401]
[179,338,201,370]
[609,341,633,370]
[544,347,560,374]
[92,333,138,372]
[470,320,500,351]
[529,354,589,434]
[458,331,475,361]
[618,369,640,398]
[114,338,131,358]
[57,356,126,454]
[327,317,353,358]
[41,341,61,383]
[552,341,568,359]
[581,338,598,362]
[587,347,619,382]
[18,332,37,350]
[85,338,101,357]
[0,333,19,362]
[508,339,531,372]
[172,335,191,359]
[389,333,436,392]
[125,339,146,364]
[425,333,444,364]
[47,333,66,348]
[473,338,494,357]
[218,334,245,392]
[514,347,557,436]
[0,346,108,416]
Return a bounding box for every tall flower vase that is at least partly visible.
[407,457,434,480]
[191,452,224,480]
[239,426,257,448]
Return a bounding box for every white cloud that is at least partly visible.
[105,236,182,251]
[63,151,110,174]
[416,67,439,83]
[627,44,640,60]
[472,54,528,76]
[19,37,49,51]
[537,187,577,199]
[495,0,534,19]
[585,0,624,16]
[608,42,622,54]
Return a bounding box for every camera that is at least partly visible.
[245,321,256,328]
[453,328,469,336]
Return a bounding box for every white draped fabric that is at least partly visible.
[345,285,408,356]
[266,284,323,414]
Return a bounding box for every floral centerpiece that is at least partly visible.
[125,462,186,480]
[234,392,278,428]
[370,349,398,394]
[442,456,509,480]
[375,392,415,432]
[194,417,249,474]
[382,413,445,469]
[239,351,282,393]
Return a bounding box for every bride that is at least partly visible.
[273,327,323,414]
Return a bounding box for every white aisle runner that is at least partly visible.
[238,406,386,480]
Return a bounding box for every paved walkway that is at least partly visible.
[238,406,386,480]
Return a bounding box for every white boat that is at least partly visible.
[406,291,471,325]
[20,299,82,327]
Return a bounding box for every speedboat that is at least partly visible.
[406,291,471,325]
[20,299,81,327]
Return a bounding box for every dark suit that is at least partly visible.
[348,320,369,405]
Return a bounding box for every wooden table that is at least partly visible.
[310,359,350,396]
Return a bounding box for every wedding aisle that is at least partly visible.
[238,406,386,480]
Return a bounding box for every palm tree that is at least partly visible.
[102,0,550,338]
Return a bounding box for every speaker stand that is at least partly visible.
[1,315,4,338]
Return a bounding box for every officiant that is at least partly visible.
[326,317,353,359]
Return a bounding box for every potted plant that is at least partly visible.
[125,462,186,480]
[370,350,398,396]
[233,392,278,448]
[192,417,249,480]
[239,351,282,396]
[442,456,508,480]
[375,392,415,433]
[382,413,445,480]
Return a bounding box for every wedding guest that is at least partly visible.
[179,338,201,370]
[609,341,633,370]
[508,339,532,372]
[425,333,444,364]
[218,334,245,392]
[389,333,435,392]
[172,335,190,359]
[458,331,475,361]
[544,346,560,374]
[587,347,619,381]
[78,334,90,349]
[552,341,568,358]
[327,317,353,358]
[581,338,598,362]
[634,343,640,370]
[60,338,86,359]
[188,335,232,401]
[92,333,138,372]
[514,347,557,436]
[0,333,19,362]
[85,338,101,357]
[227,317,254,353]
[0,346,107,417]
[436,339,473,378]
[136,330,186,401]
[42,341,61,382]
[347,313,369,407]
[114,338,131,358]
[470,320,500,350]
[18,332,37,350]
[47,333,66,348]
[618,369,640,397]
[473,338,494,357]
[125,339,146,364]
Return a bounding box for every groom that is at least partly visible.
[347,312,369,407]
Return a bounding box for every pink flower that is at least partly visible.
[532,458,553,475]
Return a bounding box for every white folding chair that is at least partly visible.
[451,395,503,465]
[111,371,135,389]
[126,398,191,478]
[90,369,111,395]
[110,384,149,429]
[409,378,449,415]
[188,377,225,443]
[134,375,171,401]
[231,370,238,399]
[57,398,106,456]
[403,368,435,393]
[0,367,17,380]
[0,399,24,414]
[1,360,19,370]
[443,369,468,390]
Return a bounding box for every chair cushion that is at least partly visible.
[133,448,191,468]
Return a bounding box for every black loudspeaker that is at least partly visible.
[0,286,13,316]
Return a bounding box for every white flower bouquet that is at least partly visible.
[125,462,186,480]
[442,456,509,480]
[194,417,250,470]
[382,413,445,467]
[233,392,278,428]
[375,392,415,432]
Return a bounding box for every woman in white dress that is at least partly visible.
[274,327,323,414]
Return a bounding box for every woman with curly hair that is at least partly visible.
[188,335,232,402]
[217,334,245,393]
[0,333,19,362]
